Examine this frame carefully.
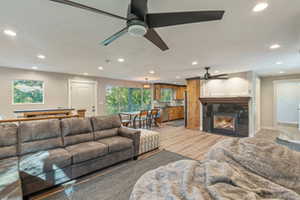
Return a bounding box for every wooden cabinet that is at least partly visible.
[167,106,184,121]
[154,84,186,101]
[175,87,186,100]
[154,85,161,100]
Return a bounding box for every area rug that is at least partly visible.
[166,120,185,127]
[40,151,191,200]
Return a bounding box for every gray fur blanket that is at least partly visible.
[130,137,300,200]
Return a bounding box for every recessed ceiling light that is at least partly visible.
[279,71,285,74]
[192,61,198,65]
[98,66,104,70]
[253,2,268,12]
[149,70,155,74]
[32,66,38,70]
[118,58,125,63]
[37,54,46,59]
[3,29,16,37]
[276,61,283,65]
[83,72,89,76]
[176,76,181,79]
[270,44,281,49]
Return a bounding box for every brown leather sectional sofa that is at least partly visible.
[0,115,141,199]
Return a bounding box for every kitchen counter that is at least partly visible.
[154,106,184,122]
[154,105,184,109]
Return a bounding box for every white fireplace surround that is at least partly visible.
[199,71,261,137]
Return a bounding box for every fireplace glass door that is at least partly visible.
[213,114,236,131]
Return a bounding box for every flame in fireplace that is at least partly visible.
[214,115,235,130]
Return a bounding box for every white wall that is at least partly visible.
[0,67,143,118]
[201,72,252,97]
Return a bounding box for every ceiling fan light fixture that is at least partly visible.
[128,21,148,37]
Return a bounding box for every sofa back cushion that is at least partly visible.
[18,119,62,155]
[91,115,121,140]
[0,123,18,159]
[61,118,93,146]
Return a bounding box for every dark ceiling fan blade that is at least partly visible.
[49,0,127,21]
[144,29,169,51]
[209,76,228,80]
[211,74,228,77]
[146,10,225,28]
[210,77,228,80]
[101,27,128,46]
[131,0,148,20]
[210,74,228,78]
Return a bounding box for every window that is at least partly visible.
[142,89,152,110]
[105,86,152,114]
[13,80,44,104]
[160,88,173,102]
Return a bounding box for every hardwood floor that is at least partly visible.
[155,124,230,160]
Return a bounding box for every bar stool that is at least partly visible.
[119,113,132,127]
[133,110,149,129]
[148,109,160,129]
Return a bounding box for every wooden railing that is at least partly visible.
[0,114,81,124]
[0,109,87,124]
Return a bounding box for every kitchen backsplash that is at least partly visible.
[153,99,184,108]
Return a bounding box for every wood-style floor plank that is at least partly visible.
[156,125,230,160]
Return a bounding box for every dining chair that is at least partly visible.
[119,113,132,127]
[133,110,149,129]
[148,109,160,129]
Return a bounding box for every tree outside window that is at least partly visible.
[105,86,152,114]
[160,88,173,102]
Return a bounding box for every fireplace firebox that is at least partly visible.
[213,112,238,134]
[200,97,250,137]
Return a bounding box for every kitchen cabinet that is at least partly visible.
[154,85,161,100]
[175,86,186,100]
[167,106,184,121]
[154,84,186,101]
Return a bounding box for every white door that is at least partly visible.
[69,80,97,117]
[275,80,300,126]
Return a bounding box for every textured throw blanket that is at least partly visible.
[130,137,300,200]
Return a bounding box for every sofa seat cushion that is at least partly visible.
[20,148,72,178]
[66,142,108,164]
[97,136,133,153]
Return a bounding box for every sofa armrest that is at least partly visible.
[118,127,141,157]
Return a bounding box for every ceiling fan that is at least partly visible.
[201,67,228,80]
[49,0,225,51]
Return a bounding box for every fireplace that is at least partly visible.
[213,112,238,134]
[200,97,250,137]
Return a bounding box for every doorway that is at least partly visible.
[69,80,98,117]
[274,80,300,127]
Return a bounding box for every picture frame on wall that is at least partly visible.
[12,79,45,104]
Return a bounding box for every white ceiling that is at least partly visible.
[0,0,300,83]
